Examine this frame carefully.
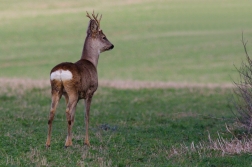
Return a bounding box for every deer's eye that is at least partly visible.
[102,36,107,40]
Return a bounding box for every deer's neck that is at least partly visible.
[81,39,100,68]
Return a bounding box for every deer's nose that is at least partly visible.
[109,45,114,50]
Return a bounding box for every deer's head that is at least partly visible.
[86,11,114,53]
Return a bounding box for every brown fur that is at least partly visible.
[46,12,114,147]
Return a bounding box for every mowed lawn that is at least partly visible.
[1,0,252,166]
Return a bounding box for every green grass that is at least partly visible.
[1,0,252,166]
[1,87,248,166]
[0,0,252,83]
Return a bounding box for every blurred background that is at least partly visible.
[0,0,252,84]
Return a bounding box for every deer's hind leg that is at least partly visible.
[64,91,78,147]
[46,82,63,148]
[64,93,76,128]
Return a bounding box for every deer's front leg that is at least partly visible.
[84,96,92,146]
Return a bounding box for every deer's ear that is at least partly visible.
[86,20,98,35]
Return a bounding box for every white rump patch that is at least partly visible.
[50,71,61,80]
[50,70,72,81]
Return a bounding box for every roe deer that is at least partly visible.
[46,11,114,147]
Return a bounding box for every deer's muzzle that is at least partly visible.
[109,44,114,50]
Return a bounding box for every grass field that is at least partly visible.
[1,0,252,83]
[1,86,250,166]
[1,0,252,166]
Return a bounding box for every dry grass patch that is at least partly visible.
[0,78,49,96]
[168,131,252,159]
[0,77,234,96]
[27,148,48,167]
[99,80,234,90]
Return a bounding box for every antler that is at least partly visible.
[86,11,93,20]
[86,11,102,29]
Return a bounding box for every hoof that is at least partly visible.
[46,140,51,148]
[65,137,72,147]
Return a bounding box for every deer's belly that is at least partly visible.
[78,91,86,99]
